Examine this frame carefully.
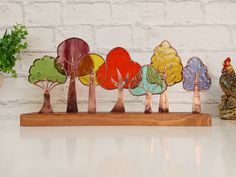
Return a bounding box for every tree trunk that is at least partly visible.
[39,91,53,113]
[66,72,78,112]
[145,92,152,114]
[88,73,96,113]
[159,90,169,113]
[111,69,125,113]
[192,76,201,114]
[111,88,125,112]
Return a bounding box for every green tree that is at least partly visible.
[29,56,67,113]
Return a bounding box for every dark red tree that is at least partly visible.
[56,38,90,112]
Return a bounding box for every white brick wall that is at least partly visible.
[166,2,204,25]
[112,2,165,25]
[1,0,236,119]
[25,2,61,26]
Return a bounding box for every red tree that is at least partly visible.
[56,38,90,112]
[96,47,141,112]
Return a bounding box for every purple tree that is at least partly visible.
[183,57,211,113]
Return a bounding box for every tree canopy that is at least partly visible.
[28,55,66,91]
[96,47,141,90]
[78,53,105,86]
[183,57,211,91]
[129,65,166,96]
[56,37,90,76]
[151,41,183,86]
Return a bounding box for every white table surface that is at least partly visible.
[0,118,236,177]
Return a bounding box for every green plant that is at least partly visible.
[0,24,28,77]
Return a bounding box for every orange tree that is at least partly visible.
[151,41,183,112]
[96,47,141,112]
[78,54,105,113]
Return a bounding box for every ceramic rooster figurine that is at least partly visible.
[219,57,236,119]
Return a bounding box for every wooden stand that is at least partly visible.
[20,112,211,126]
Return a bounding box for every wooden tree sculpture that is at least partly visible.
[151,41,183,113]
[183,57,211,113]
[129,65,166,113]
[96,47,141,112]
[56,38,90,112]
[28,56,67,113]
[78,54,105,113]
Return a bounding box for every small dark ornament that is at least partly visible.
[219,57,236,119]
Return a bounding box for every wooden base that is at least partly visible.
[20,112,212,126]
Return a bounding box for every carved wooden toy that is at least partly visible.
[20,38,212,126]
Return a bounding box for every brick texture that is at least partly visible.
[25,2,61,26]
[0,2,23,26]
[1,0,236,118]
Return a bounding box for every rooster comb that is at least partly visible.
[224,57,231,64]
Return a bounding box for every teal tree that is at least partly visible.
[129,65,166,113]
[28,56,67,113]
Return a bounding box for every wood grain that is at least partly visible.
[20,112,212,126]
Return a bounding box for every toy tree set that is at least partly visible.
[20,39,212,126]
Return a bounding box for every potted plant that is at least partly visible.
[0,24,28,86]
